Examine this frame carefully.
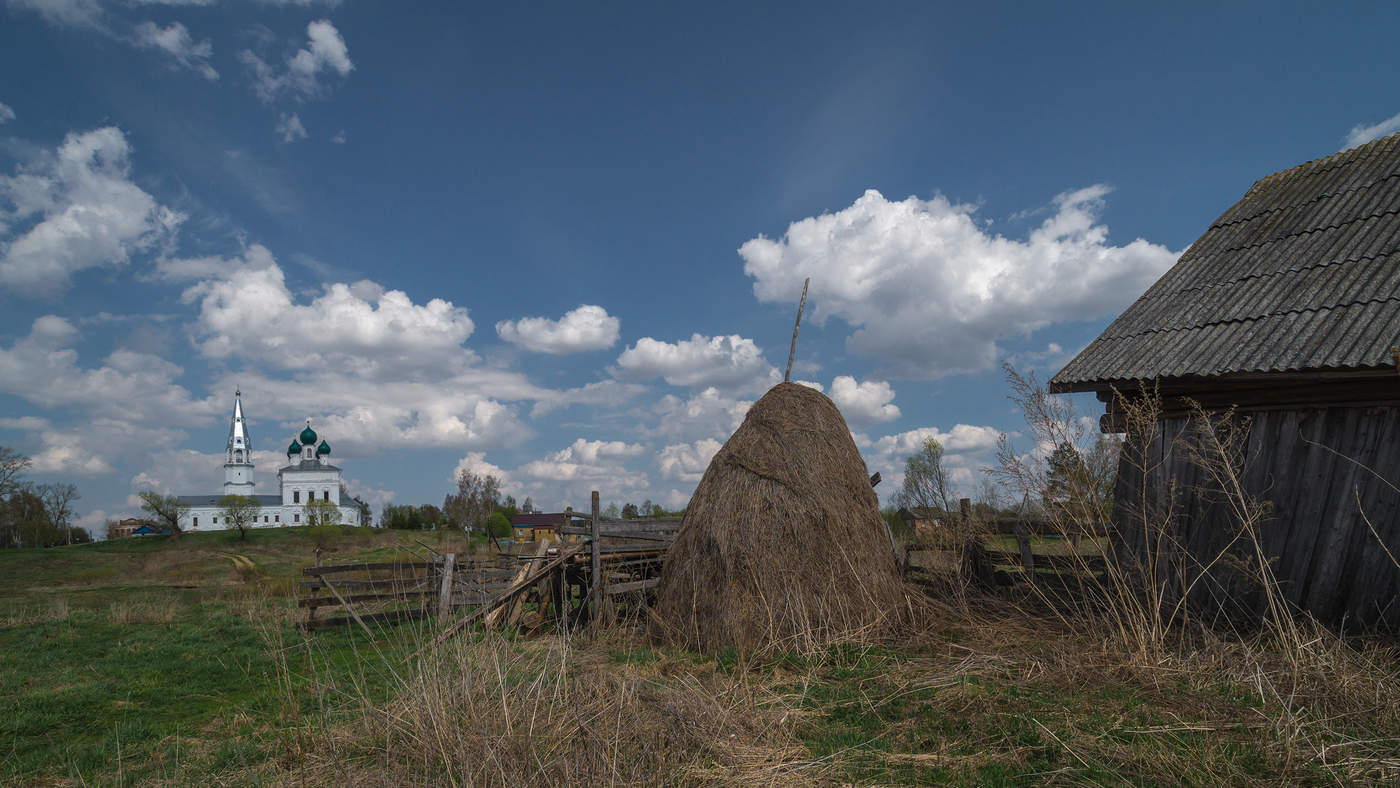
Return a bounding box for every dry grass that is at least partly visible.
[984,365,1400,783]
[256,624,835,787]
[1,597,70,626]
[107,596,178,625]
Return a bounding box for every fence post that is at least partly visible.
[590,490,601,624]
[437,552,456,622]
[961,498,994,588]
[1014,521,1035,576]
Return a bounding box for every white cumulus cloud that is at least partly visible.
[859,423,1008,503]
[180,247,477,377]
[829,375,900,426]
[510,438,650,510]
[657,438,721,483]
[615,333,777,392]
[0,126,183,295]
[496,304,620,354]
[646,387,753,441]
[0,315,215,425]
[740,187,1177,378]
[0,103,15,124]
[241,19,353,102]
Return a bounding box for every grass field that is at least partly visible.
[2,528,1397,785]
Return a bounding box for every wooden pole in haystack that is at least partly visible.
[784,277,810,383]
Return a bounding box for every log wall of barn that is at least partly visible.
[1112,405,1400,630]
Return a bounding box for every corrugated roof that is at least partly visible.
[1051,133,1400,392]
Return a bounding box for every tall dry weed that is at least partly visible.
[989,365,1400,781]
[257,621,830,787]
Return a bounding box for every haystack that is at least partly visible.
[655,382,906,653]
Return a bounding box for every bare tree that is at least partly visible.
[138,491,187,537]
[444,469,500,532]
[894,437,957,518]
[975,474,1003,514]
[39,483,80,546]
[0,446,30,498]
[219,494,261,541]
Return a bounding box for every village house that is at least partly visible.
[106,517,147,539]
[1050,132,1400,629]
[508,511,578,543]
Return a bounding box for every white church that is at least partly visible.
[177,391,363,531]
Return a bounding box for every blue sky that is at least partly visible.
[4,0,1400,531]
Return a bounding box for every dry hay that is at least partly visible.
[655,382,907,653]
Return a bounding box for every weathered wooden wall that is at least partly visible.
[1113,405,1400,630]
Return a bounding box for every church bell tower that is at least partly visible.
[223,389,256,496]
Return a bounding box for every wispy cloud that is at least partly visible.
[274,112,308,143]
[1344,112,1400,149]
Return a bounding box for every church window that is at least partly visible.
[193,516,198,527]
[212,517,218,524]
[293,491,300,503]
[274,515,280,523]
[294,514,300,523]
[323,490,329,501]
[264,516,269,523]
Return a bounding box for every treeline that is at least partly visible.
[0,446,90,548]
[381,467,536,535]
[599,499,683,519]
[381,469,689,534]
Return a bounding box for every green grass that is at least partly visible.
[1,528,1393,785]
[0,527,473,784]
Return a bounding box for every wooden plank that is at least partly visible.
[429,541,590,646]
[303,562,433,576]
[301,577,428,590]
[449,592,513,606]
[319,575,375,638]
[556,524,681,537]
[562,515,682,528]
[449,567,521,581]
[486,540,546,627]
[606,577,659,595]
[300,590,435,608]
[595,543,670,554]
[305,608,430,630]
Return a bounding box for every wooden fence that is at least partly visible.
[903,498,1110,585]
[301,490,682,634]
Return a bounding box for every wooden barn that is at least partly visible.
[1050,133,1400,630]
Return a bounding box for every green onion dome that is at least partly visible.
[286,440,300,457]
[316,440,331,457]
[299,423,318,445]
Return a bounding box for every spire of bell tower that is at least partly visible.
[223,388,256,496]
[227,387,252,463]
